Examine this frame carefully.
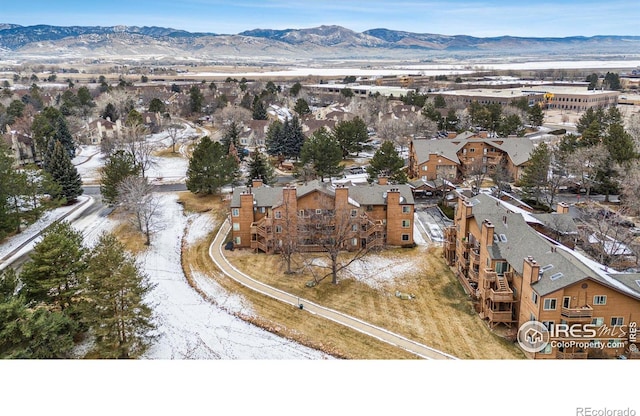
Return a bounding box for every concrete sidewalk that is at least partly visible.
[208,220,457,360]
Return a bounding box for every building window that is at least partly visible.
[352,224,358,232]
[299,210,305,217]
[530,313,536,322]
[232,208,240,217]
[542,321,554,331]
[234,237,241,245]
[591,317,604,327]
[351,209,357,217]
[593,295,607,305]
[402,206,411,214]
[611,317,624,326]
[402,234,410,241]
[402,220,411,228]
[232,223,240,231]
[532,292,538,304]
[275,225,282,233]
[543,298,557,311]
[274,211,281,219]
[367,205,373,211]
[422,165,428,171]
[495,261,507,275]
[352,238,358,246]
[259,207,265,213]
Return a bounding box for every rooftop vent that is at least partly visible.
[499,234,508,242]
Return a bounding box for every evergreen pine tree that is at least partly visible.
[100,150,141,205]
[53,114,76,158]
[44,140,83,203]
[84,232,156,359]
[366,140,408,184]
[252,99,268,120]
[518,142,551,205]
[283,116,305,159]
[299,128,343,182]
[332,117,368,158]
[246,151,275,186]
[186,136,239,194]
[20,221,86,311]
[221,122,243,157]
[265,119,284,159]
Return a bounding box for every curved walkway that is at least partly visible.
[208,220,458,360]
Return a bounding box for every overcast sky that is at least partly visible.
[3,0,639,37]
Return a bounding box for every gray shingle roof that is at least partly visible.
[469,193,640,299]
[412,136,534,166]
[230,180,414,208]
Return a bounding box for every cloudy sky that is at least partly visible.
[3,0,639,37]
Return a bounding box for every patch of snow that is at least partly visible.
[138,194,329,359]
[184,212,216,246]
[344,254,419,290]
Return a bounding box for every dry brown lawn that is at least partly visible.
[223,245,525,359]
[179,202,416,359]
[111,220,147,254]
[177,191,524,359]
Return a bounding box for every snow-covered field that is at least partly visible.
[3,127,331,359]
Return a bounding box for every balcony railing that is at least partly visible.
[470,249,480,265]
[488,289,514,303]
[561,305,593,321]
[483,269,497,282]
[484,309,513,323]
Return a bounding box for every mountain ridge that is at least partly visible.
[1,23,639,62]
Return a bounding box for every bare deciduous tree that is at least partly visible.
[299,193,378,285]
[576,202,638,268]
[166,123,184,153]
[564,144,608,197]
[117,176,162,245]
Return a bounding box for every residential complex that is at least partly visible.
[408,131,534,183]
[229,178,415,253]
[444,193,640,359]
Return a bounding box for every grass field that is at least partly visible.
[177,191,525,359]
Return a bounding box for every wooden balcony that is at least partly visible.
[561,305,593,322]
[483,309,513,323]
[483,269,496,282]
[488,288,514,303]
[556,351,588,359]
[468,267,479,283]
[470,249,480,266]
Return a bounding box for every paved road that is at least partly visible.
[208,220,457,360]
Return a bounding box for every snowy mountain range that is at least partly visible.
[1,23,639,62]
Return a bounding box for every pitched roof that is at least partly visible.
[230,180,414,208]
[411,135,534,166]
[468,193,640,299]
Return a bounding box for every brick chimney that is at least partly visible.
[252,178,264,188]
[556,202,569,214]
[335,185,349,211]
[282,186,297,212]
[378,176,388,185]
[524,256,541,285]
[481,219,495,247]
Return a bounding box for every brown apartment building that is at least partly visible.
[229,179,415,253]
[444,193,640,359]
[408,132,534,183]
